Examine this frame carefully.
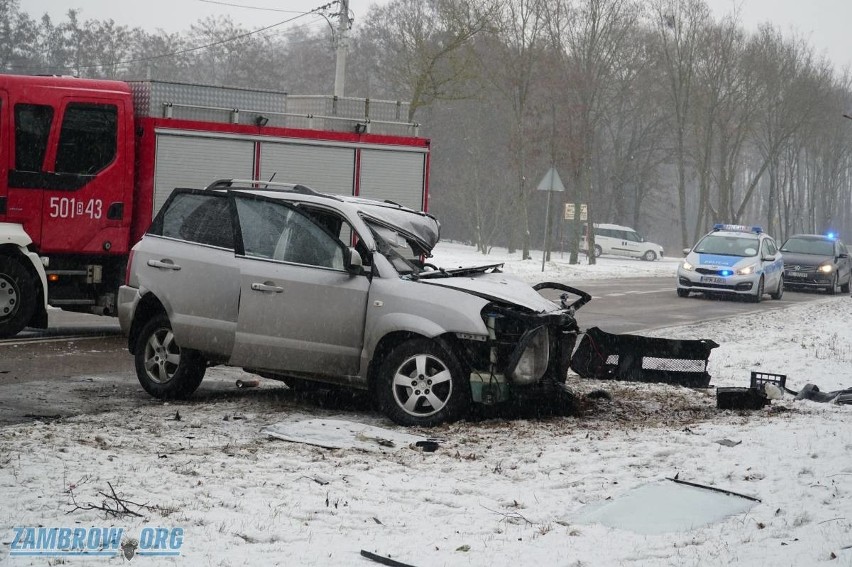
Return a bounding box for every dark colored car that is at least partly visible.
[779,234,852,294]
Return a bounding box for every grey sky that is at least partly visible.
[23,0,852,72]
[24,1,387,36]
[704,0,852,72]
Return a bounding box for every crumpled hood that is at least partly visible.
[355,202,440,254]
[418,271,561,312]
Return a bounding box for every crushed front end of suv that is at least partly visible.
[118,180,591,426]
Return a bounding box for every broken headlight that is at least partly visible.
[507,326,549,385]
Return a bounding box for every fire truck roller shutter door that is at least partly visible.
[359,149,427,211]
[153,134,254,215]
[259,143,354,195]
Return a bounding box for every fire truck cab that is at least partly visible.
[0,75,429,338]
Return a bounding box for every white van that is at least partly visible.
[581,223,665,261]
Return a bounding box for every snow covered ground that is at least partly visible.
[2,242,852,566]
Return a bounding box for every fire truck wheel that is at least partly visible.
[134,314,206,399]
[0,256,36,339]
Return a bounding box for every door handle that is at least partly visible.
[147,259,181,271]
[251,282,284,293]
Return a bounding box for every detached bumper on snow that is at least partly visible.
[570,326,719,388]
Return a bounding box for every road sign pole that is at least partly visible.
[541,190,553,272]
[536,167,565,273]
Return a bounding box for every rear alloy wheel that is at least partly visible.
[377,338,469,426]
[134,315,206,399]
[593,245,603,258]
[748,277,765,303]
[770,276,784,300]
[0,256,36,339]
[642,250,657,261]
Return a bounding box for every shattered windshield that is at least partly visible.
[365,220,421,276]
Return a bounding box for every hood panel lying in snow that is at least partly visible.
[418,272,560,312]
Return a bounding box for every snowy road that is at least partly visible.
[3,244,852,566]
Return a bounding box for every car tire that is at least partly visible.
[642,250,657,261]
[841,276,851,294]
[828,274,840,295]
[770,276,784,300]
[748,277,764,303]
[593,245,602,258]
[134,314,206,399]
[0,256,36,339]
[376,338,469,426]
[677,288,690,298]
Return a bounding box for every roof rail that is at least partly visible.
[204,178,343,200]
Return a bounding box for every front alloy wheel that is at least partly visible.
[642,250,657,261]
[748,277,764,303]
[134,315,206,399]
[378,338,469,426]
[770,277,784,300]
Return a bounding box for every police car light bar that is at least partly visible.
[827,231,837,240]
[713,223,763,234]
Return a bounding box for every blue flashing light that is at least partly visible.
[712,223,763,234]
[827,232,837,240]
[720,269,733,277]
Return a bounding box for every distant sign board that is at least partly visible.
[536,167,565,192]
[564,203,587,221]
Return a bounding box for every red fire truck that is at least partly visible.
[0,75,430,338]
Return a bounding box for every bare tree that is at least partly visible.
[649,0,709,248]
[547,0,641,264]
[480,0,550,258]
[733,27,832,233]
[687,14,742,237]
[597,26,668,232]
[360,0,494,121]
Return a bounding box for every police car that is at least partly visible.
[677,224,784,302]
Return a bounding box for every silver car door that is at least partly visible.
[134,190,240,356]
[228,194,370,376]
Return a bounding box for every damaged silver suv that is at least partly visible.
[118,180,590,426]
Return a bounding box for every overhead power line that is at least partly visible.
[198,0,338,14]
[13,1,336,72]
